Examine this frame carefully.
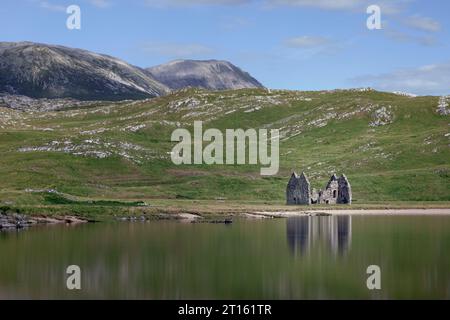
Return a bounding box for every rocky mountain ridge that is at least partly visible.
[0,42,263,103]
[146,59,264,91]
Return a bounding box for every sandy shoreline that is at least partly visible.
[252,208,450,217]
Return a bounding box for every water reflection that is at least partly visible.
[1,216,450,299]
[286,215,352,257]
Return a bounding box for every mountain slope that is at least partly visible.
[0,88,448,207]
[0,42,170,100]
[146,59,264,90]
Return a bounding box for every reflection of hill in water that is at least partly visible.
[286,215,352,257]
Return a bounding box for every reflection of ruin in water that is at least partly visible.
[286,215,352,257]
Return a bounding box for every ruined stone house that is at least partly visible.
[286,172,352,205]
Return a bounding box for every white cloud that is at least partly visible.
[267,0,408,13]
[270,0,362,10]
[220,16,252,30]
[141,42,215,58]
[284,36,332,48]
[39,1,66,12]
[143,0,409,11]
[36,0,112,10]
[385,28,438,46]
[404,14,441,32]
[144,0,250,6]
[350,61,450,96]
[382,19,439,47]
[283,35,344,58]
[88,0,112,8]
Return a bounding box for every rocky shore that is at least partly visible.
[0,213,88,231]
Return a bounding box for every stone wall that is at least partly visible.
[337,174,352,204]
[318,174,339,204]
[286,172,311,205]
[286,173,300,205]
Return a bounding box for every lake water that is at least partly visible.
[1,215,449,299]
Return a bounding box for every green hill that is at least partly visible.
[0,88,449,212]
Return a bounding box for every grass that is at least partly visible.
[0,88,449,216]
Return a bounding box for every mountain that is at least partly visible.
[0,42,170,101]
[146,59,264,91]
[0,43,265,102]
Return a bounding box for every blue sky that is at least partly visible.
[1,0,449,95]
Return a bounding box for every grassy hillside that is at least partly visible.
[0,88,449,210]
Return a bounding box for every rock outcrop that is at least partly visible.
[437,96,450,115]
